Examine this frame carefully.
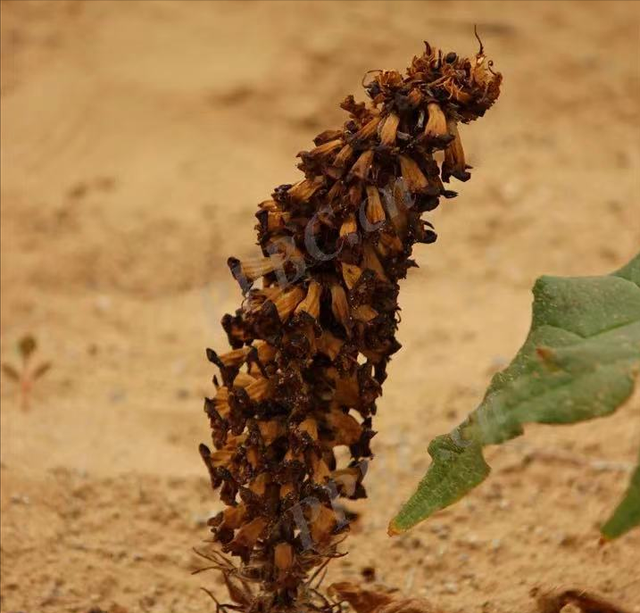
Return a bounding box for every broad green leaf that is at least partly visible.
[601,451,640,540]
[389,252,640,537]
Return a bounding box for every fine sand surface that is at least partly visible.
[1,1,639,612]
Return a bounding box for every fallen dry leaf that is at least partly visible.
[533,586,633,613]
[329,582,445,613]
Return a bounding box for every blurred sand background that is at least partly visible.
[1,1,640,612]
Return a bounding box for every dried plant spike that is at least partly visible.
[200,37,501,612]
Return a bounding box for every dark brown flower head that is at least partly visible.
[199,38,501,612]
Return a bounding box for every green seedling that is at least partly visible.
[2,334,51,411]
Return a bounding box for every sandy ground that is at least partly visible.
[1,1,640,612]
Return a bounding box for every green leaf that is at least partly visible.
[601,451,640,540]
[389,252,640,537]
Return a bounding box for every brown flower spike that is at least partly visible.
[200,40,501,612]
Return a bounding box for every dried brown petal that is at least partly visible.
[274,542,294,570]
[316,330,344,361]
[310,454,332,483]
[331,467,362,497]
[273,287,306,321]
[210,448,234,467]
[228,254,285,284]
[310,504,337,544]
[355,116,382,141]
[298,417,318,440]
[377,230,404,254]
[365,186,386,226]
[254,340,276,364]
[228,517,268,555]
[258,199,279,212]
[362,241,388,282]
[326,408,362,445]
[246,446,261,469]
[259,211,289,232]
[339,213,358,237]
[259,286,283,303]
[348,182,363,208]
[294,280,322,319]
[330,283,352,331]
[379,113,400,146]
[406,88,423,107]
[246,377,270,401]
[306,138,343,159]
[258,420,285,445]
[333,143,354,168]
[220,504,248,531]
[352,304,378,322]
[399,155,430,193]
[342,263,363,290]
[232,372,255,388]
[331,373,361,406]
[280,482,295,499]
[217,347,250,368]
[287,176,324,202]
[442,119,470,182]
[349,149,375,181]
[249,473,270,496]
[314,128,343,144]
[423,102,451,146]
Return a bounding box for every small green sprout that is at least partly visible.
[2,334,52,411]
